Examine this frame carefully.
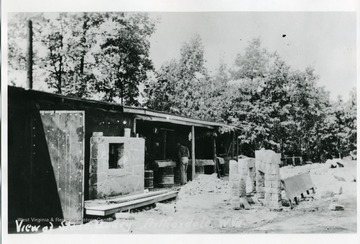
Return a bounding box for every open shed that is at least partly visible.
[7,85,238,232]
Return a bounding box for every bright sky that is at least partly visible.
[148,12,356,100]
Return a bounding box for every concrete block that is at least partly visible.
[329,203,345,211]
[271,181,281,188]
[266,187,280,194]
[230,197,241,210]
[257,192,265,199]
[229,160,238,173]
[239,179,247,197]
[240,197,251,210]
[267,174,280,181]
[271,193,280,202]
[268,202,280,210]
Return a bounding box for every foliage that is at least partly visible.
[8,14,356,161]
[145,37,356,161]
[8,12,156,104]
[93,13,156,104]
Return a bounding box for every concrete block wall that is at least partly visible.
[229,149,282,210]
[229,160,241,209]
[238,158,255,197]
[255,149,281,209]
[89,132,145,199]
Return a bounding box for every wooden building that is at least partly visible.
[7,85,237,232]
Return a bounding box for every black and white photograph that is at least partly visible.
[1,0,359,242]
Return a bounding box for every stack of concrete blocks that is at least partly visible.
[255,149,282,209]
[255,158,266,199]
[89,132,145,199]
[248,162,256,193]
[238,158,256,197]
[229,160,241,209]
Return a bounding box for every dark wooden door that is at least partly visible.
[40,111,85,224]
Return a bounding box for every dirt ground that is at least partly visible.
[49,160,357,234]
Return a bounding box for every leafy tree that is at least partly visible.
[8,12,156,103]
[144,35,209,115]
[8,13,48,88]
[93,13,156,105]
[39,13,71,94]
[144,59,179,111]
[231,37,270,81]
[345,89,357,157]
[62,13,105,97]
[227,39,277,154]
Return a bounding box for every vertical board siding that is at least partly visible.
[40,111,85,224]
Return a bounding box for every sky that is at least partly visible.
[148,12,356,100]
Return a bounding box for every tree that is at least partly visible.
[144,59,179,111]
[39,13,70,94]
[312,90,356,161]
[195,61,233,121]
[231,37,270,81]
[227,38,276,154]
[93,13,156,105]
[345,89,357,158]
[8,13,48,88]
[39,13,106,97]
[144,35,210,116]
[62,13,105,97]
[8,12,156,103]
[227,39,336,160]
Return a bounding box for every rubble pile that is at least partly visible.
[280,160,357,200]
[280,161,356,182]
[177,173,228,200]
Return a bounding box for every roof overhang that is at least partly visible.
[124,106,231,130]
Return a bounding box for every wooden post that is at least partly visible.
[213,132,218,177]
[163,130,167,159]
[231,131,235,159]
[27,19,33,89]
[235,131,239,158]
[191,126,195,180]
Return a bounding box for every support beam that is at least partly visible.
[231,131,235,159]
[235,131,239,158]
[163,130,167,159]
[133,118,137,135]
[213,132,217,177]
[191,126,195,180]
[27,20,33,89]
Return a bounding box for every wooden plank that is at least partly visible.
[154,160,177,168]
[67,112,85,221]
[86,191,178,211]
[188,159,215,166]
[85,191,178,216]
[40,111,85,224]
[85,190,171,207]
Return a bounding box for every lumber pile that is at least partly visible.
[85,190,178,216]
